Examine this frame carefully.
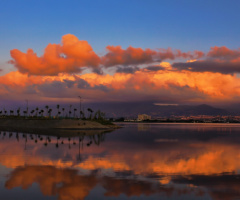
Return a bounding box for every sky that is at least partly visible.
[1,0,240,107]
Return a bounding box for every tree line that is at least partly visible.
[0,104,106,120]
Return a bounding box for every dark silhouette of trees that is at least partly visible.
[48,109,52,118]
[17,108,20,117]
[10,110,14,116]
[87,108,93,119]
[35,107,39,117]
[40,109,44,117]
[94,110,105,120]
[30,110,35,117]
[62,108,65,118]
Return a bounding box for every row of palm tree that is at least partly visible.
[0,104,100,120]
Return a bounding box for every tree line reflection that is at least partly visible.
[2,125,240,199]
[0,130,107,160]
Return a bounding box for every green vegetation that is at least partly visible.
[0,105,112,124]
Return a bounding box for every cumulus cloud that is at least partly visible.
[9,34,101,76]
[6,34,240,103]
[207,46,240,60]
[102,46,156,67]
[9,34,206,76]
[102,46,204,67]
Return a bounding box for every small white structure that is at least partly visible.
[138,114,151,121]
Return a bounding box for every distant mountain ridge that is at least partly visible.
[85,102,231,118]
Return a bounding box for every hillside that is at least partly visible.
[86,102,231,118]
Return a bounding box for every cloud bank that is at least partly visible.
[5,34,240,103]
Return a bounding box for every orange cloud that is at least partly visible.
[102,45,157,67]
[4,34,240,103]
[173,46,240,74]
[9,34,207,76]
[0,65,240,103]
[207,46,240,60]
[82,69,240,101]
[102,46,205,67]
[9,34,101,76]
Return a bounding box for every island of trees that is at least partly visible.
[0,104,116,131]
[0,104,107,122]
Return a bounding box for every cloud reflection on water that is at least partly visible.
[1,124,240,199]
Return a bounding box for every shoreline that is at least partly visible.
[0,118,119,131]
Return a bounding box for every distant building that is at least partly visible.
[138,114,151,121]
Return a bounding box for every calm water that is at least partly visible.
[1,123,240,200]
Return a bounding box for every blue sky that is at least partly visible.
[1,0,240,60]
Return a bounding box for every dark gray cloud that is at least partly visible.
[116,66,140,74]
[77,78,111,92]
[145,66,166,71]
[37,81,68,96]
[63,79,75,88]
[23,85,38,94]
[173,61,240,74]
[93,84,111,92]
[92,68,104,75]
[77,79,91,89]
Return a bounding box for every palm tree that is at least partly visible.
[62,108,65,118]
[48,109,52,118]
[17,108,20,117]
[45,105,49,117]
[30,110,35,117]
[56,104,60,118]
[10,110,14,116]
[35,107,39,117]
[40,109,44,117]
[87,108,93,119]
[73,108,77,118]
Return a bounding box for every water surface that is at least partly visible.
[0,123,240,200]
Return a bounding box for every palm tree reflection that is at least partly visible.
[0,130,109,163]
